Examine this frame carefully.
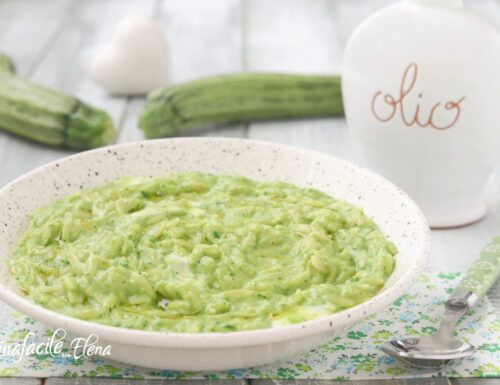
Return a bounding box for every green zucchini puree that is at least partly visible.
[10,172,396,333]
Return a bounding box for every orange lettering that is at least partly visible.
[371,63,465,130]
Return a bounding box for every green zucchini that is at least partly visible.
[0,54,15,75]
[0,53,116,150]
[139,73,343,139]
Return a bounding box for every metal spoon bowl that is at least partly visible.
[380,334,475,369]
[380,288,479,369]
[380,236,500,370]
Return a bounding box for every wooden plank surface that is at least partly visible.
[0,0,79,77]
[248,379,500,385]
[244,0,342,74]
[3,377,494,385]
[0,379,41,385]
[249,380,452,385]
[452,379,500,385]
[160,0,243,83]
[45,380,247,385]
[117,0,245,144]
[0,376,499,385]
[158,0,245,140]
[245,0,347,166]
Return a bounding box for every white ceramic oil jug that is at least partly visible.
[342,0,500,227]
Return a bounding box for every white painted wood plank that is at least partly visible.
[465,0,500,24]
[248,118,359,163]
[0,0,78,77]
[117,0,245,143]
[0,379,41,385]
[428,165,500,274]
[245,0,342,74]
[160,0,243,83]
[331,0,500,50]
[246,0,343,154]
[453,379,500,385]
[248,379,451,385]
[116,98,144,143]
[176,123,247,139]
[329,0,396,48]
[0,139,72,188]
[29,0,156,112]
[46,380,247,385]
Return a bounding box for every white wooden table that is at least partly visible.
[0,0,499,384]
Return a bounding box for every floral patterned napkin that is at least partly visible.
[0,270,498,380]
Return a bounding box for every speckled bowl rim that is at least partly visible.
[0,137,431,349]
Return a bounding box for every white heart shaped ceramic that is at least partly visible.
[89,16,168,95]
[342,0,500,228]
[0,138,430,370]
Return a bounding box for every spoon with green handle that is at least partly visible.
[381,236,500,369]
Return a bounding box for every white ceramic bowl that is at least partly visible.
[0,138,430,371]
